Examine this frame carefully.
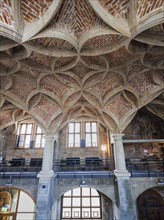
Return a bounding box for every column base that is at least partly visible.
[114,169,130,179]
[37,170,54,178]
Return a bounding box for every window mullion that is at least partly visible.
[32,124,36,145]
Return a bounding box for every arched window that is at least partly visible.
[61,187,101,219]
[0,188,35,220]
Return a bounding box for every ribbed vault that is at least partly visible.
[0,0,164,133]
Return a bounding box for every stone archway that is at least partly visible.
[137,188,164,220]
[52,186,114,220]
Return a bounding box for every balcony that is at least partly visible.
[0,158,163,180]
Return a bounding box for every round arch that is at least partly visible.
[52,186,114,220]
[137,188,164,220]
[0,186,35,220]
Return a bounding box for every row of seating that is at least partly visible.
[7,157,103,168]
[61,157,102,166]
[8,158,42,167]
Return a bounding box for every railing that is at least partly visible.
[0,158,163,179]
[0,158,111,179]
[53,158,111,172]
[0,159,42,179]
[126,159,164,177]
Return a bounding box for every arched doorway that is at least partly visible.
[0,187,35,220]
[137,188,164,220]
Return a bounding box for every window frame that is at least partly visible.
[85,122,98,147]
[67,121,98,148]
[61,187,102,219]
[16,122,45,149]
[0,188,35,219]
[68,122,81,147]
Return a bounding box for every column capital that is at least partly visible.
[45,132,59,140]
[112,133,124,140]
[45,132,55,138]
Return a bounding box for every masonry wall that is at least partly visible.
[123,110,164,160]
[0,124,43,160]
[58,122,110,160]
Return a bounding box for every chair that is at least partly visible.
[66,157,80,166]
[9,158,25,167]
[30,158,42,167]
[85,157,102,170]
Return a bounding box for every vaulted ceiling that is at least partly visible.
[0,0,164,133]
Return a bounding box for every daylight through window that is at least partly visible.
[17,123,45,148]
[62,187,101,219]
[68,122,98,148]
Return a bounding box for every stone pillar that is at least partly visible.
[53,134,59,161]
[36,133,55,220]
[40,133,55,176]
[112,134,137,220]
[112,134,129,177]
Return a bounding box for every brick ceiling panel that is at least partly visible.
[137,0,164,18]
[0,110,13,126]
[24,51,53,69]
[89,72,123,100]
[0,76,11,91]
[55,73,79,88]
[99,0,129,20]
[0,0,163,131]
[49,114,63,131]
[82,34,122,51]
[64,92,81,108]
[68,61,92,79]
[83,92,102,109]
[128,71,160,98]
[32,96,60,122]
[83,72,106,89]
[54,57,76,69]
[142,53,164,68]
[106,47,136,67]
[39,74,71,101]
[105,92,133,120]
[103,112,118,132]
[21,0,52,23]
[126,59,147,80]
[81,56,107,69]
[20,66,41,80]
[8,75,36,103]
[30,38,75,51]
[47,0,105,38]
[0,0,14,26]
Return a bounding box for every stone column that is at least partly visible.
[53,134,59,161]
[39,133,55,176]
[112,134,137,220]
[112,134,129,177]
[36,133,55,220]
